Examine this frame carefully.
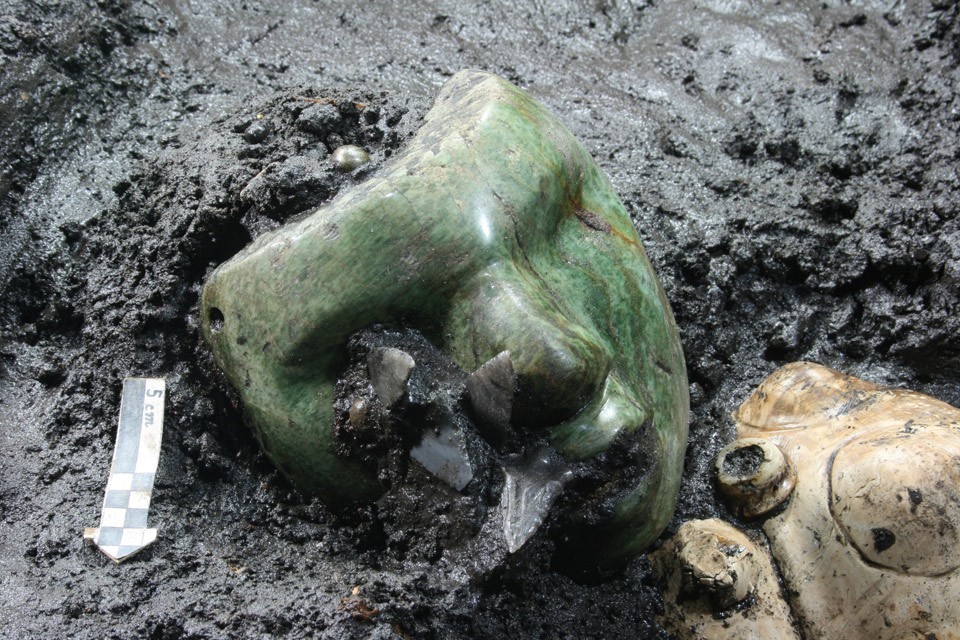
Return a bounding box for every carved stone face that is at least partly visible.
[726,362,960,639]
[200,70,689,566]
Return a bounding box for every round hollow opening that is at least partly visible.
[209,307,225,332]
[722,444,765,478]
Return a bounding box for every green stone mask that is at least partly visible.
[201,70,689,567]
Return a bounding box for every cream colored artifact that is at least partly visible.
[727,362,960,639]
[650,518,800,640]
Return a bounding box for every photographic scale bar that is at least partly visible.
[84,377,165,563]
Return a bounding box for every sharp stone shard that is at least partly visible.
[410,422,475,491]
[465,350,516,445]
[501,446,571,553]
[367,347,415,408]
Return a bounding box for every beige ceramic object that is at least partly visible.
[715,437,796,518]
[729,362,960,639]
[650,518,800,640]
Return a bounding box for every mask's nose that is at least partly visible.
[446,264,611,428]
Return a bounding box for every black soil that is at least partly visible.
[2,1,959,638]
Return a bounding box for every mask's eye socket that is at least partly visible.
[829,428,960,576]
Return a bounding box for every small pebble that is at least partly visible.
[332,145,371,171]
[348,397,369,426]
[243,120,270,144]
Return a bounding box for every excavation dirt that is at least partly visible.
[1,1,959,638]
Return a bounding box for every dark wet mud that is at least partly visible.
[2,1,959,638]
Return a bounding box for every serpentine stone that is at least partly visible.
[201,70,689,566]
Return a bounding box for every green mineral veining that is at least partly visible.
[201,70,689,565]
